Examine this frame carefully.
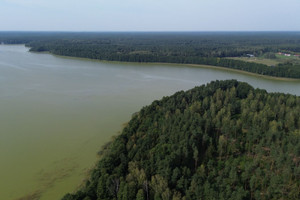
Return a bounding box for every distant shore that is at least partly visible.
[29,49,300,82]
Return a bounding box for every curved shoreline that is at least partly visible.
[4,44,300,81]
[6,45,297,199]
[42,52,300,82]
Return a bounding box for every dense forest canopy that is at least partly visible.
[1,32,300,78]
[62,80,300,200]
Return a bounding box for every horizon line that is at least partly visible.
[1,30,300,33]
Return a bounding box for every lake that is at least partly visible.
[0,45,299,200]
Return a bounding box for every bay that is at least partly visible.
[0,45,299,200]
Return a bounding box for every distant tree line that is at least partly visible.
[1,32,300,78]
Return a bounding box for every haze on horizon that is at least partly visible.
[1,0,300,32]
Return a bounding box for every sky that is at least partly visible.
[1,0,300,31]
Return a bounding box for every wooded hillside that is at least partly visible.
[62,80,300,200]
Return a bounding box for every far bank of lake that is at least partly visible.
[48,52,300,82]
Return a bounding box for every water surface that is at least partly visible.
[0,45,299,200]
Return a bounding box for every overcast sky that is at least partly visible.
[1,0,300,31]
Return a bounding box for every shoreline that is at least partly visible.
[42,52,300,82]
[5,45,299,199]
[3,44,300,81]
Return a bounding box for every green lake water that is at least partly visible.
[0,45,299,200]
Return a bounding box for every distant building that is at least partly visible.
[279,52,299,57]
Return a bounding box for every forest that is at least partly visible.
[61,80,300,200]
[1,32,300,78]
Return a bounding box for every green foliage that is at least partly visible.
[264,52,277,59]
[1,32,300,78]
[62,80,300,200]
[136,189,145,200]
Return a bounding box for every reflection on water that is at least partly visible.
[0,45,299,200]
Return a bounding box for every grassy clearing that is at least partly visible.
[228,57,280,66]
[228,52,300,66]
[275,54,300,63]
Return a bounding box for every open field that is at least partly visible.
[275,53,300,63]
[228,57,280,66]
[228,53,300,66]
